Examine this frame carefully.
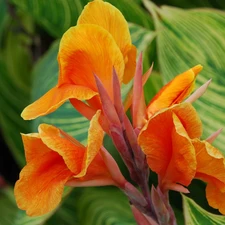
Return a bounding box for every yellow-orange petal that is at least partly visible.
[76,110,104,177]
[38,124,85,175]
[146,65,203,118]
[138,106,196,187]
[206,183,225,215]
[58,24,124,99]
[171,103,202,138]
[21,133,51,163]
[123,44,137,84]
[193,139,225,189]
[21,84,97,120]
[14,152,73,216]
[77,0,136,83]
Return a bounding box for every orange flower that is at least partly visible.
[139,102,225,214]
[14,111,121,216]
[138,103,202,190]
[146,65,202,119]
[21,0,136,120]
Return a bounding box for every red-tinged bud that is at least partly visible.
[206,128,223,144]
[124,182,148,213]
[112,68,124,123]
[94,74,121,128]
[100,147,126,188]
[151,186,170,224]
[131,205,159,225]
[185,79,211,103]
[132,53,147,129]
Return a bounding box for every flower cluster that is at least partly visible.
[14,0,225,224]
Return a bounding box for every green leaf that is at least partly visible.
[0,187,18,225]
[10,0,84,38]
[0,0,9,43]
[106,0,154,29]
[183,195,225,225]
[144,0,225,152]
[0,25,32,167]
[129,22,156,70]
[74,187,135,225]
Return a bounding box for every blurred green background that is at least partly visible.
[1,0,225,224]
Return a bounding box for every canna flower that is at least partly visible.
[14,111,125,216]
[21,0,136,121]
[138,103,202,191]
[138,102,225,214]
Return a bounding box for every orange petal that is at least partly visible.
[21,133,51,163]
[14,152,73,216]
[77,0,136,83]
[206,183,225,215]
[193,139,225,190]
[171,103,202,139]
[58,24,124,99]
[38,124,85,175]
[146,65,203,118]
[21,84,97,120]
[138,105,196,187]
[76,110,104,177]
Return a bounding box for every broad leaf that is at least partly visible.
[74,187,135,225]
[0,26,32,167]
[183,194,225,225]
[0,187,18,225]
[144,0,225,151]
[10,0,154,38]
[10,0,84,38]
[106,0,154,29]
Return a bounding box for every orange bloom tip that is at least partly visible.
[146,65,203,118]
[191,64,203,75]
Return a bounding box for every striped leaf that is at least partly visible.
[0,25,32,167]
[106,0,154,29]
[144,0,225,152]
[74,187,135,225]
[10,0,154,38]
[10,0,84,38]
[183,194,225,225]
[0,188,18,225]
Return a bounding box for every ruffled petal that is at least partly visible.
[76,110,104,177]
[21,133,51,163]
[206,183,225,215]
[138,106,196,187]
[38,124,85,175]
[123,44,137,84]
[193,139,225,188]
[147,65,202,118]
[171,103,202,138]
[58,24,124,99]
[21,84,97,120]
[77,0,136,83]
[14,152,73,216]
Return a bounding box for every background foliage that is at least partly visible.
[0,0,225,224]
